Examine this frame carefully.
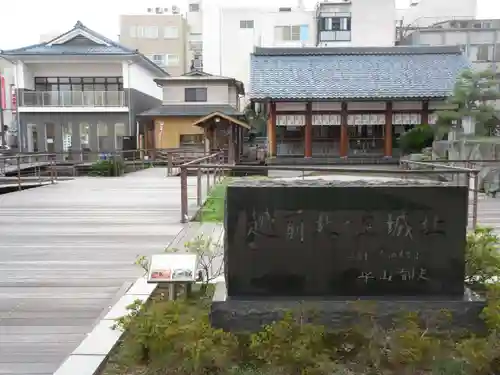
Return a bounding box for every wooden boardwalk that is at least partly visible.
[0,168,207,375]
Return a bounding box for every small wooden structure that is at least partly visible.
[192,112,250,164]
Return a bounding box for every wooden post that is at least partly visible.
[304,101,312,158]
[17,155,21,191]
[50,155,55,184]
[340,102,348,157]
[180,167,188,223]
[235,126,241,163]
[167,152,173,176]
[422,100,429,125]
[269,102,277,157]
[228,123,235,164]
[384,102,393,157]
[197,167,202,207]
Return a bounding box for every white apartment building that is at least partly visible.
[316,0,395,47]
[203,0,396,99]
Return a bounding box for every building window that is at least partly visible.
[131,26,159,38]
[185,87,207,102]
[240,20,254,29]
[189,3,200,12]
[164,26,179,39]
[470,44,494,61]
[34,77,123,92]
[149,54,166,66]
[180,134,203,146]
[320,16,351,31]
[495,44,500,62]
[275,25,303,41]
[148,54,179,67]
[129,26,137,38]
[166,54,180,66]
[144,26,159,38]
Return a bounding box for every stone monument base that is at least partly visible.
[210,282,486,333]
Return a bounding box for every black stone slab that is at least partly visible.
[224,179,468,299]
[211,282,486,333]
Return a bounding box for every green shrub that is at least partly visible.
[398,124,434,155]
[465,227,500,292]
[107,227,500,375]
[113,297,239,374]
[88,158,124,177]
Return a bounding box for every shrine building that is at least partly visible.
[248,46,469,162]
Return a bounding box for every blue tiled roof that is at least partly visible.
[249,46,470,100]
[5,45,132,55]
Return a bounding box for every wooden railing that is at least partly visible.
[179,151,225,223]
[0,148,211,190]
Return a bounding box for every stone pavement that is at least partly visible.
[0,168,205,375]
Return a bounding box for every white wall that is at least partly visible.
[13,62,34,90]
[27,62,122,79]
[201,1,221,75]
[398,0,478,27]
[123,62,163,99]
[162,81,236,106]
[319,0,396,47]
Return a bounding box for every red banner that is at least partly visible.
[0,75,5,110]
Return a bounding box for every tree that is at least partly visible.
[435,69,500,137]
[244,102,268,137]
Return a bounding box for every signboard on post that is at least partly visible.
[147,253,198,283]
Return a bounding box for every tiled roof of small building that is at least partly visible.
[249,46,470,100]
[138,104,243,117]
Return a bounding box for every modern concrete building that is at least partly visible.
[203,0,397,103]
[203,3,316,92]
[119,7,189,76]
[396,0,478,28]
[315,0,396,47]
[186,0,203,71]
[0,21,167,156]
[398,18,500,73]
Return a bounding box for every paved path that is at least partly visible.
[0,168,206,375]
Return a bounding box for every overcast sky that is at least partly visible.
[0,0,498,49]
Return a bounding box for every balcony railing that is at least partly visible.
[20,91,126,107]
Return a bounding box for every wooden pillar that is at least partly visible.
[304,101,312,158]
[422,100,429,125]
[340,102,348,157]
[228,123,235,164]
[384,102,393,157]
[268,102,277,157]
[235,126,241,163]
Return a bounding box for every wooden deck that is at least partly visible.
[0,168,207,375]
[1,166,500,375]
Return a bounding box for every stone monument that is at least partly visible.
[211,179,485,332]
